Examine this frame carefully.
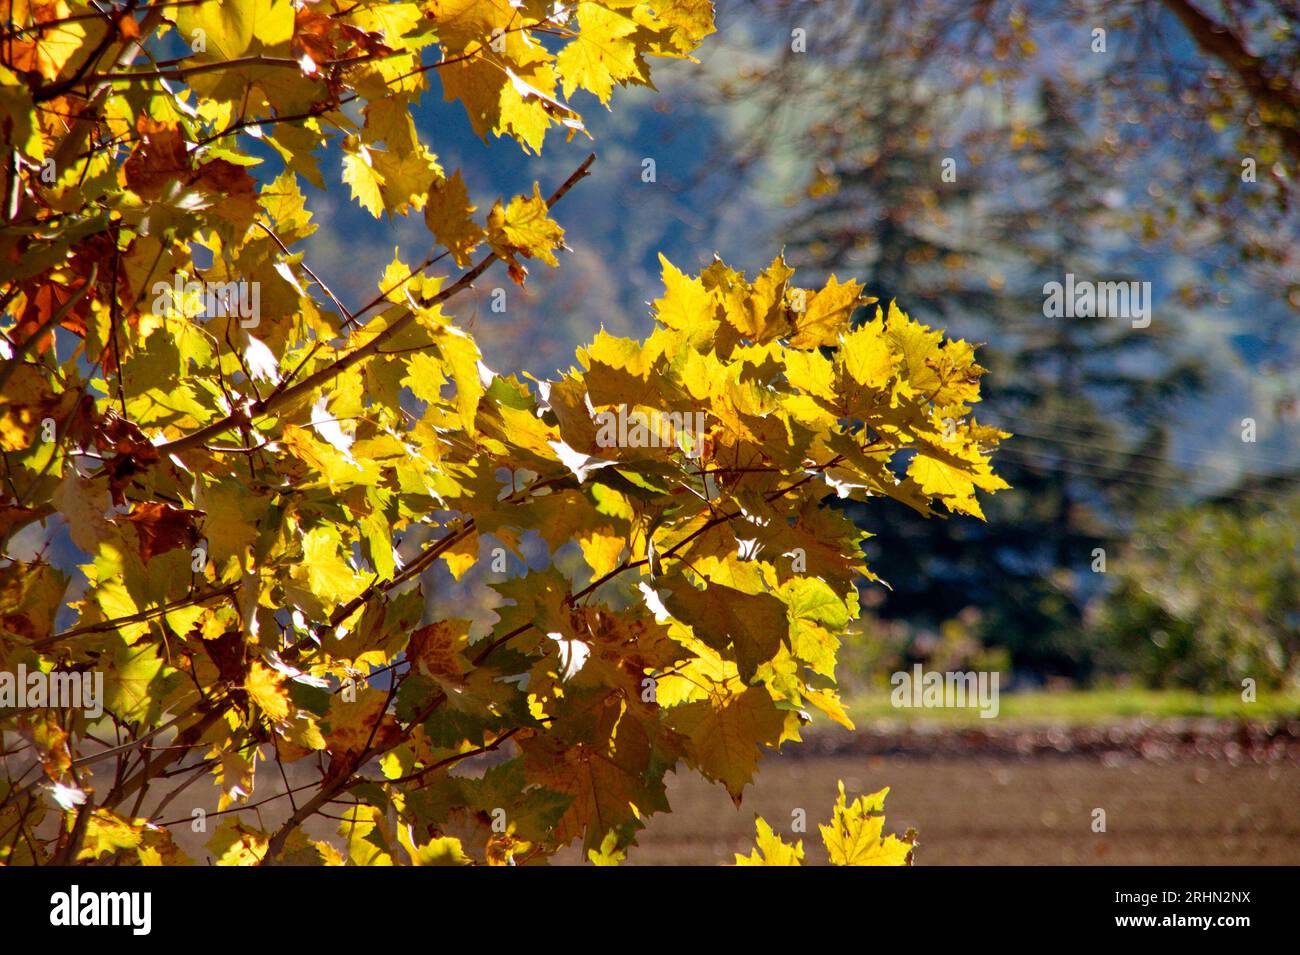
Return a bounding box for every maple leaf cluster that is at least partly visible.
[736,782,914,866]
[0,0,1003,865]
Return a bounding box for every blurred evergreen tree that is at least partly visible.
[785,75,1204,678]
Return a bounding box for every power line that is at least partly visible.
[992,444,1293,507]
[984,408,1300,473]
[993,419,1300,487]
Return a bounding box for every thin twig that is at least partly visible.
[154,152,597,457]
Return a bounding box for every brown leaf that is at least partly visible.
[192,157,256,196]
[118,501,203,561]
[0,503,41,541]
[406,620,470,685]
[13,280,90,350]
[292,9,393,64]
[90,411,160,505]
[123,118,190,200]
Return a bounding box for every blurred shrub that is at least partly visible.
[839,603,1011,694]
[1089,498,1300,691]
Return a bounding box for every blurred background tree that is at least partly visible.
[691,0,1299,685]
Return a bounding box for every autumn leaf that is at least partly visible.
[662,581,789,682]
[8,0,86,81]
[737,780,912,866]
[118,502,202,562]
[735,817,804,866]
[78,809,144,861]
[123,118,191,200]
[487,184,566,283]
[556,4,642,104]
[789,275,869,349]
[667,686,786,803]
[424,171,485,266]
[245,662,292,722]
[405,619,470,685]
[342,142,387,218]
[819,781,913,866]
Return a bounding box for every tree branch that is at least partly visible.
[152,152,596,458]
[1160,0,1300,162]
[566,454,846,604]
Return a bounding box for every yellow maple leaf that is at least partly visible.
[371,144,440,216]
[666,685,786,802]
[407,836,472,866]
[433,326,485,434]
[840,317,897,388]
[587,830,627,866]
[653,254,717,332]
[906,451,1008,519]
[245,661,291,722]
[735,816,804,866]
[299,525,365,603]
[426,0,516,52]
[77,808,144,861]
[884,302,945,393]
[803,686,856,731]
[207,820,269,866]
[500,64,583,154]
[784,348,838,400]
[487,184,566,271]
[789,275,869,349]
[819,781,913,866]
[16,0,87,81]
[425,171,485,266]
[579,525,625,577]
[736,254,795,342]
[342,144,385,218]
[557,3,642,103]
